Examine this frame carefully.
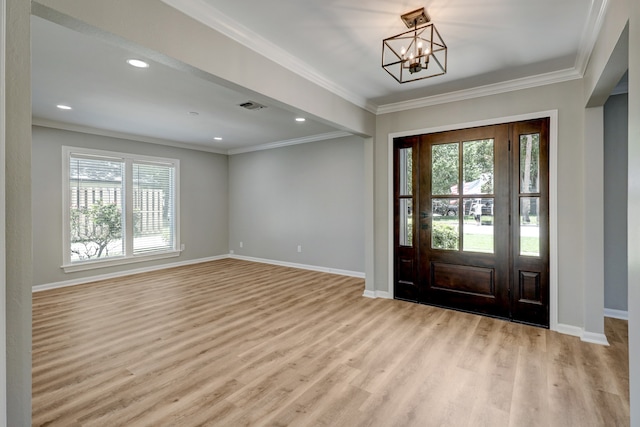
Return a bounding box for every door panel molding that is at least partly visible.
[387,110,558,330]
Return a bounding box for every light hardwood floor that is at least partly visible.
[32,259,629,426]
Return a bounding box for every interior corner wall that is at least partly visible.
[375,79,586,329]
[228,136,365,274]
[31,126,229,286]
[604,93,628,311]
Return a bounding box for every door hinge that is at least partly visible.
[508,139,511,151]
[509,214,511,226]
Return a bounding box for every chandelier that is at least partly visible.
[382,8,447,83]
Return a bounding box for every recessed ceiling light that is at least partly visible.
[56,104,72,110]
[126,59,149,68]
[189,111,199,116]
[295,117,306,122]
[214,137,223,141]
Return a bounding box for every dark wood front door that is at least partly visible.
[393,119,549,327]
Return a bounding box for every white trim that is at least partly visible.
[34,255,228,292]
[362,289,393,299]
[555,323,584,338]
[582,331,610,346]
[604,308,629,320]
[362,290,376,298]
[377,70,581,115]
[229,254,365,278]
[33,119,228,155]
[386,110,560,331]
[34,119,354,157]
[160,0,375,113]
[227,131,352,155]
[574,0,610,75]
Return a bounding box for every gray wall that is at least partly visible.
[6,0,32,423]
[604,93,628,311]
[229,136,365,273]
[32,126,229,286]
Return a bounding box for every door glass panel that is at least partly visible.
[399,147,413,196]
[432,198,458,250]
[520,134,540,193]
[432,143,459,195]
[520,197,539,256]
[463,198,494,253]
[399,198,413,246]
[463,139,494,195]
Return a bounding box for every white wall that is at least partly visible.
[604,93,628,311]
[375,79,586,328]
[32,126,229,286]
[229,136,365,274]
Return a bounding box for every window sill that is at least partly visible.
[61,250,182,273]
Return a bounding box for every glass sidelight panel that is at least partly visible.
[432,143,459,195]
[432,198,458,250]
[520,134,540,193]
[520,197,540,256]
[399,147,413,196]
[463,198,494,253]
[399,198,413,246]
[463,139,494,195]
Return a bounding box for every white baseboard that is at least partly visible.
[581,331,610,346]
[555,323,610,346]
[362,290,392,299]
[229,254,365,278]
[362,290,376,298]
[604,308,628,320]
[555,323,583,338]
[32,255,228,292]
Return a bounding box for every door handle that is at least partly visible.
[420,211,429,219]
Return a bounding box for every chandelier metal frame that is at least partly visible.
[382,8,447,84]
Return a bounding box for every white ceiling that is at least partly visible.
[32,0,607,153]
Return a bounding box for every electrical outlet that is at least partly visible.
[297,245,302,253]
[180,243,185,251]
[240,241,243,248]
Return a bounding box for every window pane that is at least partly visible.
[463,139,493,195]
[520,133,540,193]
[399,147,412,196]
[399,198,413,246]
[69,156,124,261]
[133,162,176,254]
[520,197,540,256]
[432,198,458,250]
[463,198,494,253]
[432,143,459,195]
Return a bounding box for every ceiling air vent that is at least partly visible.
[238,101,266,111]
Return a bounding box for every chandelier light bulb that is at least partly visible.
[418,41,423,56]
[401,46,406,59]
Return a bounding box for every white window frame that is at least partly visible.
[61,146,180,273]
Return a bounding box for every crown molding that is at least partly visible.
[574,0,609,75]
[33,118,352,156]
[227,131,352,155]
[376,68,582,115]
[161,0,376,113]
[32,118,228,154]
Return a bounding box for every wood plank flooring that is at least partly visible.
[32,259,629,426]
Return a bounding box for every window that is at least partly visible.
[62,147,180,272]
